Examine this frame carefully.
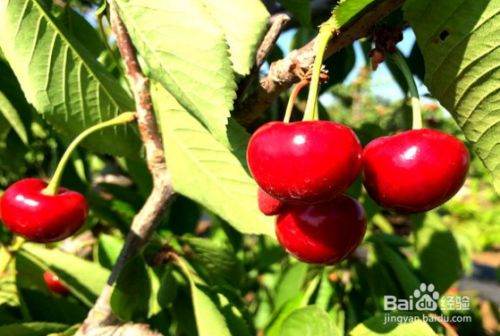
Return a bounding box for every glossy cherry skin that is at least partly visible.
[247,121,362,203]
[258,188,284,216]
[276,195,366,264]
[362,129,469,213]
[0,178,88,243]
[43,271,70,295]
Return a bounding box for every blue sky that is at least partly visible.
[276,28,431,106]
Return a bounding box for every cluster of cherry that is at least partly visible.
[247,120,469,265]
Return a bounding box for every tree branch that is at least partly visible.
[256,13,291,68]
[237,14,290,101]
[76,2,174,335]
[234,0,405,126]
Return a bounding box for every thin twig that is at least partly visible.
[237,13,290,103]
[256,13,291,68]
[76,1,174,335]
[234,0,405,126]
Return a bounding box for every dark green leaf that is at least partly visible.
[20,243,109,307]
[18,289,87,325]
[414,212,463,293]
[176,257,231,336]
[0,91,27,143]
[111,255,151,321]
[183,236,244,288]
[281,0,311,27]
[374,243,420,297]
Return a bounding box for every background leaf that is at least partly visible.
[0,0,140,157]
[0,91,27,143]
[281,0,311,27]
[177,257,232,336]
[96,233,123,270]
[332,0,378,27]
[350,312,437,336]
[374,243,420,297]
[183,236,244,288]
[413,213,463,293]
[0,322,67,336]
[404,0,500,191]
[20,243,109,306]
[280,306,338,336]
[110,254,151,321]
[153,84,274,237]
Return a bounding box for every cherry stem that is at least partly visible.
[388,50,422,130]
[42,112,136,196]
[303,30,333,121]
[284,79,310,123]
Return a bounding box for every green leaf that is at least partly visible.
[0,247,18,307]
[218,293,253,336]
[110,255,150,321]
[0,0,140,157]
[177,257,232,336]
[48,324,80,336]
[162,195,201,235]
[202,0,269,76]
[157,265,178,308]
[0,322,67,336]
[413,213,463,293]
[0,91,27,143]
[59,8,106,59]
[281,0,311,27]
[404,0,500,192]
[332,0,378,27]
[183,236,244,288]
[350,312,437,336]
[267,275,319,336]
[0,106,11,141]
[374,243,420,298]
[20,243,109,307]
[315,271,334,311]
[275,263,308,310]
[18,289,87,325]
[153,84,274,237]
[114,0,236,145]
[96,233,123,270]
[280,306,338,336]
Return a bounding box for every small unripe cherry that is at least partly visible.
[257,188,283,216]
[276,195,366,264]
[43,271,70,295]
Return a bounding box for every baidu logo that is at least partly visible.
[384,283,439,311]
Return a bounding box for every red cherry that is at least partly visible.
[276,195,366,264]
[0,178,88,243]
[43,271,70,295]
[258,188,283,216]
[362,129,469,213]
[247,121,362,203]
